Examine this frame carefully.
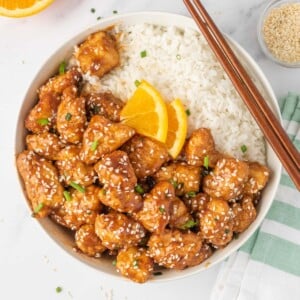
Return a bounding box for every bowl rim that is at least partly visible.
[14,11,282,283]
[257,0,300,68]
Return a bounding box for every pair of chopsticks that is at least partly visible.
[184,0,300,190]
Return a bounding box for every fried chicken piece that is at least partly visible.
[148,229,203,269]
[154,162,201,196]
[75,224,106,257]
[95,151,142,212]
[116,247,154,283]
[56,86,86,144]
[75,31,119,77]
[122,135,169,179]
[55,145,96,187]
[169,197,194,230]
[85,92,124,122]
[135,181,175,234]
[200,198,234,247]
[183,192,209,216]
[51,185,102,230]
[244,162,270,195]
[26,132,64,160]
[94,150,137,190]
[95,212,146,250]
[81,115,135,164]
[16,150,64,218]
[183,128,220,167]
[232,195,257,233]
[99,188,142,213]
[25,68,82,133]
[203,157,249,201]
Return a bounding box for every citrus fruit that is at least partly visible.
[0,0,54,18]
[166,99,188,158]
[120,81,168,143]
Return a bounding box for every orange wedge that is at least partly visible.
[0,0,54,18]
[166,99,188,158]
[120,80,168,143]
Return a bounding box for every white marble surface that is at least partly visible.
[0,1,299,299]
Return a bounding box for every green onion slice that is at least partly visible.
[140,50,147,58]
[185,109,191,116]
[59,61,66,75]
[113,10,118,14]
[37,118,49,126]
[63,191,72,202]
[33,202,44,214]
[241,144,247,153]
[134,80,141,87]
[90,8,96,13]
[56,287,62,293]
[65,112,72,121]
[159,206,165,213]
[180,219,198,230]
[176,54,182,60]
[112,259,117,266]
[134,184,144,194]
[169,179,178,189]
[70,182,85,193]
[186,191,197,198]
[90,140,99,151]
[203,155,209,169]
[132,260,139,267]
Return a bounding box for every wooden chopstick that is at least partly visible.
[184,0,300,190]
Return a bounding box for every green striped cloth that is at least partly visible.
[211,93,300,300]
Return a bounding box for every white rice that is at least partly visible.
[76,23,266,164]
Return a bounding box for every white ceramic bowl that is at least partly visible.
[15,12,282,282]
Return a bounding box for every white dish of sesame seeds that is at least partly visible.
[15,12,281,283]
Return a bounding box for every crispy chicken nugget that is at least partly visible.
[25,68,82,133]
[56,86,86,144]
[116,246,154,283]
[75,31,119,77]
[16,150,64,218]
[80,115,135,164]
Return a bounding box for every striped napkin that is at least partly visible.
[211,92,300,300]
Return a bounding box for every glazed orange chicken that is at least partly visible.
[16,29,271,284]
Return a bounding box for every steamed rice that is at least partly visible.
[74,23,266,164]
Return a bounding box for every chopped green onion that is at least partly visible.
[176,54,182,60]
[159,206,165,213]
[214,217,219,221]
[63,191,72,202]
[169,179,178,189]
[140,50,147,58]
[185,109,191,116]
[37,118,49,126]
[224,228,230,234]
[70,182,85,193]
[186,191,197,198]
[241,144,247,153]
[59,61,66,75]
[153,271,163,276]
[33,202,44,214]
[102,189,107,195]
[113,10,118,14]
[112,259,117,266]
[97,16,102,20]
[56,287,63,293]
[65,112,72,121]
[134,80,141,87]
[180,219,198,230]
[132,260,139,267]
[93,105,100,114]
[134,184,144,194]
[203,155,209,169]
[90,140,99,151]
[90,8,96,13]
